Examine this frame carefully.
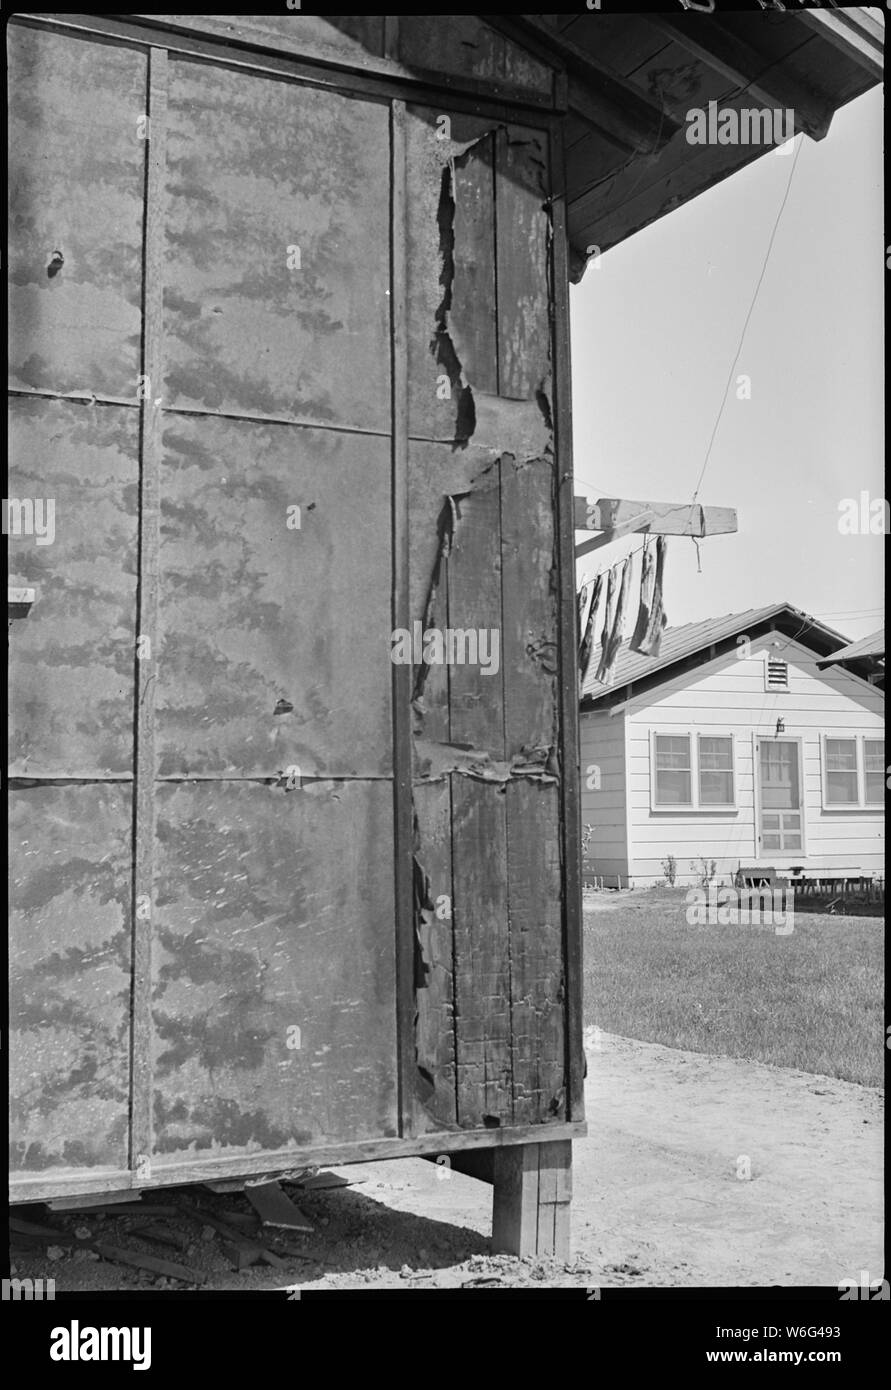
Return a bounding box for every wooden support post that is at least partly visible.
[491,1141,572,1259]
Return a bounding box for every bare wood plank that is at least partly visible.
[404,110,504,449]
[491,1140,572,1258]
[244,1180,314,1232]
[10,1120,588,1202]
[506,782,565,1125]
[491,1144,538,1256]
[536,1139,572,1255]
[391,98,416,1140]
[451,779,512,1128]
[499,433,565,1124]
[47,1190,146,1212]
[130,42,167,1184]
[137,12,387,71]
[450,131,498,398]
[412,780,457,1131]
[382,16,399,62]
[501,457,558,758]
[575,511,656,559]
[495,124,551,401]
[575,497,737,535]
[448,477,505,753]
[408,461,452,743]
[444,441,510,1129]
[549,124,586,1125]
[93,1242,207,1285]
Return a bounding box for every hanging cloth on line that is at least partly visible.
[593,566,617,684]
[629,538,654,653]
[577,580,591,643]
[578,571,604,693]
[635,534,668,657]
[595,555,632,685]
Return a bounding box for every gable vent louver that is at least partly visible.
[766,658,789,691]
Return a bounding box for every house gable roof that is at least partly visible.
[580,602,880,709]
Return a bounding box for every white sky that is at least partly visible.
[570,85,884,643]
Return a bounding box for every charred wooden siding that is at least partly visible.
[8,13,584,1202]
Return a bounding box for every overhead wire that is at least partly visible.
[688,133,806,516]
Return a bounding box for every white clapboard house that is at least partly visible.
[580,604,884,888]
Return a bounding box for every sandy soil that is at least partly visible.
[12,1031,882,1293]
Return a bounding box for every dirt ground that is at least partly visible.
[12,1030,882,1292]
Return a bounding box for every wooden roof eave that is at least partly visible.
[644,13,838,142]
[546,8,882,275]
[506,14,680,155]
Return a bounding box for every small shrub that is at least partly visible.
[662,854,677,887]
[690,857,717,887]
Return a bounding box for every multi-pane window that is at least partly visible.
[864,740,885,805]
[698,736,734,805]
[825,738,858,803]
[652,733,734,809]
[822,735,885,808]
[653,734,692,806]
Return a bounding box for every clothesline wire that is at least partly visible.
[687,134,805,514]
[577,137,804,549]
[579,535,652,589]
[579,123,805,617]
[574,475,610,502]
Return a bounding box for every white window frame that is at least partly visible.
[821,734,886,809]
[753,734,808,858]
[763,654,789,693]
[649,730,737,812]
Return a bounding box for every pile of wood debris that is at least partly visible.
[9,1171,353,1288]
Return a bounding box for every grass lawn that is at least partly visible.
[582,887,884,1087]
